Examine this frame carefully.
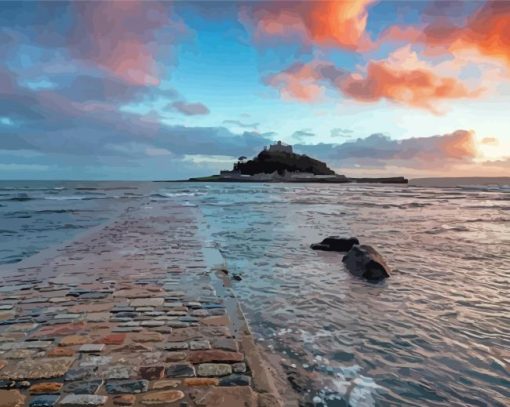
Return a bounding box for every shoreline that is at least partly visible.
[156,176,409,184]
[0,199,284,406]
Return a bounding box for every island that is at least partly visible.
[178,141,407,184]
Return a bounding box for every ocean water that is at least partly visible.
[1,181,509,406]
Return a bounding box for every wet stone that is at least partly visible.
[101,365,134,380]
[112,395,135,406]
[130,298,164,307]
[208,338,237,352]
[29,382,63,394]
[131,332,163,343]
[80,356,112,367]
[106,379,149,394]
[140,390,185,405]
[188,350,244,364]
[183,378,219,387]
[151,380,180,390]
[100,334,126,345]
[0,389,25,407]
[28,395,59,407]
[166,321,189,328]
[59,394,108,406]
[79,344,105,353]
[165,363,195,378]
[164,352,187,362]
[139,366,165,380]
[163,342,188,351]
[64,366,97,382]
[0,357,74,381]
[197,363,232,377]
[219,374,252,386]
[232,362,247,373]
[59,336,89,347]
[189,340,210,350]
[47,347,75,357]
[63,379,103,395]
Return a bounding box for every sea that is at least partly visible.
[0,179,509,406]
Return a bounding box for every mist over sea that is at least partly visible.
[1,179,509,406]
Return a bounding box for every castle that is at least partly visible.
[265,140,293,154]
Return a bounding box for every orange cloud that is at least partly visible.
[71,1,183,86]
[263,62,330,101]
[339,60,479,113]
[264,53,480,112]
[481,136,499,145]
[383,1,510,68]
[241,0,376,50]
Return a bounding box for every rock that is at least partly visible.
[342,245,390,281]
[59,394,108,406]
[165,363,195,378]
[139,366,165,380]
[63,380,103,394]
[197,363,232,377]
[112,395,136,406]
[100,334,126,345]
[140,390,185,405]
[64,367,98,382]
[59,335,90,346]
[189,340,210,350]
[105,380,149,394]
[188,350,243,364]
[0,389,25,407]
[183,378,219,387]
[28,395,59,407]
[219,374,251,386]
[311,236,359,252]
[29,382,63,394]
[164,352,187,362]
[232,362,246,373]
[0,357,74,381]
[151,380,180,390]
[47,347,75,357]
[163,342,188,351]
[79,344,105,353]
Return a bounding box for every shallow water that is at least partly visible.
[2,181,509,406]
[161,183,510,406]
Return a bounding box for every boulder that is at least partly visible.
[342,245,390,281]
[311,237,359,252]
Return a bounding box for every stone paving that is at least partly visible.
[0,202,281,407]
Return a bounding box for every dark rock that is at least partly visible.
[29,395,59,407]
[311,237,359,252]
[64,366,97,381]
[105,379,149,394]
[232,274,242,281]
[63,379,103,394]
[165,363,196,378]
[342,245,390,281]
[219,374,251,386]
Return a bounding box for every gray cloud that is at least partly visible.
[223,120,259,129]
[170,101,210,116]
[292,129,316,142]
[330,128,354,138]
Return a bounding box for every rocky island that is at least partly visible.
[185,141,407,184]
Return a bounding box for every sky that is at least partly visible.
[0,0,509,180]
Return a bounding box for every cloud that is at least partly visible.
[331,128,354,138]
[264,48,481,112]
[223,120,259,129]
[382,1,510,69]
[170,101,210,116]
[240,0,376,50]
[292,129,315,142]
[481,137,498,145]
[296,129,478,171]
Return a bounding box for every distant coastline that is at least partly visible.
[410,177,510,188]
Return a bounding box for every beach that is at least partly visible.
[1,181,509,406]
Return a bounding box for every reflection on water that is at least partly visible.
[161,183,510,407]
[2,181,509,406]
